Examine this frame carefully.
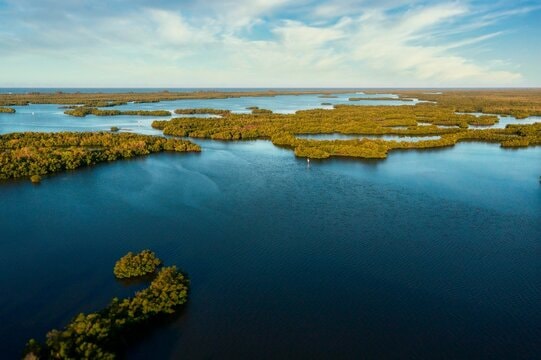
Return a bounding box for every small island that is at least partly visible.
[113,250,162,279]
[0,106,16,113]
[23,251,189,360]
[64,107,171,117]
[174,108,230,116]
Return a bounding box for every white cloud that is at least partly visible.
[346,3,522,85]
[0,0,535,86]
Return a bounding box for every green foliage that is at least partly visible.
[0,90,357,107]
[349,97,413,101]
[64,107,171,117]
[110,127,120,132]
[30,175,41,184]
[251,108,273,115]
[0,132,200,181]
[174,108,230,116]
[133,100,160,104]
[152,104,541,160]
[23,255,189,360]
[113,250,162,279]
[387,89,541,118]
[0,106,16,113]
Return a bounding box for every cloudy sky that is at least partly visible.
[0,0,539,87]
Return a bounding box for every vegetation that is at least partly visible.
[2,89,540,163]
[377,89,541,118]
[174,108,230,116]
[2,89,540,119]
[110,127,120,132]
[113,250,162,279]
[133,100,159,104]
[0,90,355,107]
[0,132,200,182]
[30,175,41,184]
[64,107,171,117]
[349,97,414,101]
[152,103,541,159]
[319,95,338,98]
[251,108,273,115]
[0,106,16,113]
[23,252,189,359]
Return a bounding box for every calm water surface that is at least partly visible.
[0,94,540,359]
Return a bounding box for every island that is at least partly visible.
[113,250,162,279]
[23,250,189,359]
[151,95,541,159]
[0,106,16,113]
[0,132,200,182]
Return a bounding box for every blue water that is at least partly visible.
[0,94,415,136]
[103,94,416,114]
[456,112,541,129]
[0,94,540,359]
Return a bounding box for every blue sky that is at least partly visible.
[0,0,539,87]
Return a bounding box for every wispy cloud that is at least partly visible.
[0,0,538,86]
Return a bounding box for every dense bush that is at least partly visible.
[0,132,200,181]
[23,255,189,360]
[64,108,171,117]
[113,250,162,279]
[251,108,273,115]
[174,108,230,116]
[0,90,351,107]
[0,106,16,113]
[386,89,541,118]
[349,97,412,101]
[152,104,541,159]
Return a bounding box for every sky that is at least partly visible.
[0,0,540,87]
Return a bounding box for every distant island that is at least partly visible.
[1,89,540,184]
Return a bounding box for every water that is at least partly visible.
[0,94,540,359]
[0,93,415,136]
[0,104,163,135]
[457,112,541,129]
[296,133,441,142]
[102,93,416,114]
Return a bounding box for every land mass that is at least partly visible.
[1,89,540,176]
[0,132,200,182]
[0,89,358,107]
[23,250,189,360]
[152,100,541,159]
